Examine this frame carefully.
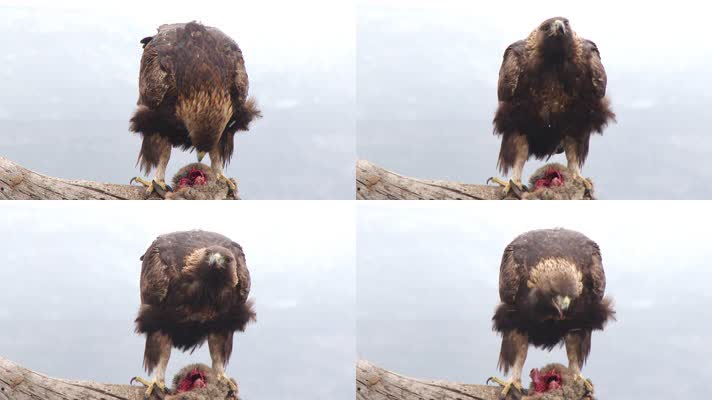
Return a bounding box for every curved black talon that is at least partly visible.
[510,181,527,199]
[152,180,173,199]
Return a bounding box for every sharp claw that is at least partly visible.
[151,180,173,199]
[217,173,237,192]
[130,177,152,187]
[487,376,522,400]
[131,377,166,399]
[487,177,526,198]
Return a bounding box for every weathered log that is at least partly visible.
[0,356,144,400]
[0,157,236,200]
[356,359,500,400]
[355,160,592,200]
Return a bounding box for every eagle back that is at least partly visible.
[139,230,251,305]
[499,229,604,304]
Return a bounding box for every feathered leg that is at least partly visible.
[563,136,593,193]
[489,133,528,196]
[488,330,528,399]
[131,135,173,196]
[209,149,237,192]
[132,331,171,399]
[565,330,594,394]
[208,332,238,393]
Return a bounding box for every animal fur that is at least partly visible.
[521,163,590,200]
[522,363,593,400]
[493,17,615,174]
[492,229,615,373]
[166,363,239,400]
[135,231,256,373]
[165,163,238,200]
[130,21,261,174]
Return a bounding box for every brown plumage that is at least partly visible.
[493,18,615,190]
[129,22,261,191]
[134,230,256,394]
[491,229,615,396]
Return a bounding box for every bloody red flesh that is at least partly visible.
[534,167,564,189]
[177,368,208,393]
[530,368,562,393]
[177,168,208,189]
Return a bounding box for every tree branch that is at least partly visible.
[0,157,236,200]
[356,160,504,200]
[356,160,591,200]
[356,360,500,400]
[0,356,143,400]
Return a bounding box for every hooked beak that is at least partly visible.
[197,151,206,162]
[208,253,226,268]
[553,302,563,320]
[553,296,571,320]
[551,20,566,36]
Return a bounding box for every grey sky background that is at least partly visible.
[0,202,355,400]
[0,0,355,199]
[358,202,712,400]
[357,1,712,199]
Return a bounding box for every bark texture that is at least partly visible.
[356,160,591,200]
[0,157,236,200]
[0,356,144,400]
[356,360,500,400]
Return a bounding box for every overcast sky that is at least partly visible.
[358,202,712,400]
[357,1,712,199]
[0,202,355,400]
[0,0,355,199]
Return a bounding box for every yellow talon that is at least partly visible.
[130,376,166,399]
[219,372,238,392]
[217,173,237,192]
[130,176,152,187]
[130,177,171,196]
[487,177,525,196]
[578,374,594,393]
[487,376,522,398]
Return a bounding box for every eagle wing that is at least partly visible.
[136,26,180,109]
[583,39,607,98]
[499,244,526,304]
[586,242,606,300]
[139,237,179,305]
[204,26,250,124]
[497,40,526,102]
[225,241,252,302]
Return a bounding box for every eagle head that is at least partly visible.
[204,246,236,271]
[527,258,583,320]
[535,17,575,57]
[184,246,239,287]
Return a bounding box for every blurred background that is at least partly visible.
[357,0,712,199]
[0,0,355,199]
[358,202,712,399]
[0,202,355,400]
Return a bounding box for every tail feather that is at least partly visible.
[234,97,262,132]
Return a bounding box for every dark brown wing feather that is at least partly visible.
[137,32,175,109]
[224,241,251,302]
[139,230,251,306]
[498,244,524,304]
[500,229,603,302]
[497,40,526,102]
[139,238,178,305]
[583,39,607,98]
[587,242,606,300]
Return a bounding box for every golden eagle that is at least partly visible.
[488,229,615,398]
[129,22,261,195]
[490,18,615,195]
[131,230,256,398]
